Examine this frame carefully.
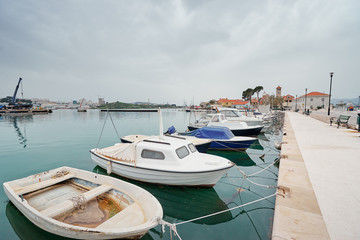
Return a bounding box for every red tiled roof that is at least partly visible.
[217,98,242,103]
[283,94,294,100]
[233,100,249,105]
[304,92,329,97]
[276,86,281,89]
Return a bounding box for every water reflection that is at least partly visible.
[2,115,32,148]
[207,150,256,166]
[93,166,232,225]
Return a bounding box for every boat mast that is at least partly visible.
[159,108,164,139]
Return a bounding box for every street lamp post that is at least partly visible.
[328,72,334,116]
[304,88,307,114]
[295,94,298,111]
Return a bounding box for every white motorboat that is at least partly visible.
[3,166,163,239]
[90,135,234,187]
[217,107,264,126]
[188,113,263,136]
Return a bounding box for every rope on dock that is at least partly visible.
[158,192,277,240]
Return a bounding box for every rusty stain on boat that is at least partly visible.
[54,195,122,228]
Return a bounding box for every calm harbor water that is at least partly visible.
[0,109,282,240]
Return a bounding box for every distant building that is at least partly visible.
[283,94,294,110]
[295,92,329,110]
[98,97,105,105]
[276,86,282,98]
[217,98,237,107]
[233,100,250,109]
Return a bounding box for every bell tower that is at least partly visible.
[276,86,282,97]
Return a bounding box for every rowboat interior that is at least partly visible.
[11,170,146,230]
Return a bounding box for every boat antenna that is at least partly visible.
[159,107,164,139]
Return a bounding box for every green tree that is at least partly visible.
[209,99,217,105]
[253,86,263,104]
[242,88,254,103]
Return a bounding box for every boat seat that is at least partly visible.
[41,184,112,218]
[96,202,145,229]
[14,173,76,196]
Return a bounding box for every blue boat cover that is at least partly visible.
[166,126,176,134]
[189,126,235,139]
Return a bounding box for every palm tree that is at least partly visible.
[253,86,263,104]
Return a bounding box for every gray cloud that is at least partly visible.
[1,0,359,104]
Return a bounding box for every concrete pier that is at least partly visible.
[272,112,360,240]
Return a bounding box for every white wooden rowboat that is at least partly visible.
[3,166,163,239]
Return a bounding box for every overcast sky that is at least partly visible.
[1,0,359,105]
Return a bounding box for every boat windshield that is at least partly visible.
[176,146,190,159]
[222,110,239,117]
[188,143,197,153]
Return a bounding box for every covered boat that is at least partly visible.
[178,126,257,151]
[90,135,234,187]
[3,166,163,239]
[188,113,263,136]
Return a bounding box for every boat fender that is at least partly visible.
[107,161,112,175]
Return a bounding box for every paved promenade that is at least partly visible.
[273,112,360,239]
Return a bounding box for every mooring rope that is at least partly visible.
[96,110,121,148]
[108,111,121,141]
[233,159,279,188]
[96,110,110,148]
[158,192,277,240]
[247,158,280,177]
[211,140,280,156]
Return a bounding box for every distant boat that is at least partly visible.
[188,113,263,136]
[3,166,163,239]
[90,135,234,187]
[177,126,257,151]
[77,99,87,112]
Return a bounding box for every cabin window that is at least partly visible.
[224,111,237,117]
[212,116,219,122]
[141,149,165,160]
[220,115,226,121]
[176,146,190,159]
[188,143,197,153]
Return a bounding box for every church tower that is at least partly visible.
[276,86,282,97]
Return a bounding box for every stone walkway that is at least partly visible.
[273,112,360,240]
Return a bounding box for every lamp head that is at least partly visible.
[330,72,334,77]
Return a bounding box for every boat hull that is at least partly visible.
[91,150,233,187]
[188,126,263,136]
[209,139,256,150]
[3,166,162,240]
